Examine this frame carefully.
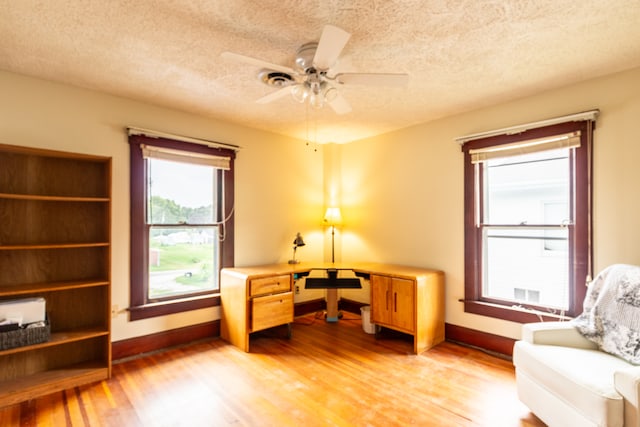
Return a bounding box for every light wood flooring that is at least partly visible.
[0,313,545,426]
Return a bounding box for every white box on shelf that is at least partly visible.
[0,297,46,326]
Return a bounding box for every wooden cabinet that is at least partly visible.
[371,275,415,333]
[370,269,444,354]
[0,143,111,407]
[221,269,293,352]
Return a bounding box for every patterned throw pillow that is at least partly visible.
[572,264,640,365]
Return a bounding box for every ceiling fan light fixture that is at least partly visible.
[291,84,308,103]
[310,91,324,109]
[292,81,338,109]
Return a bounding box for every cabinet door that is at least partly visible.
[371,275,392,324]
[390,278,415,333]
[371,275,415,333]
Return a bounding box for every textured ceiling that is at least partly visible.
[1,1,640,143]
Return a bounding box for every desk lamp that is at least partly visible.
[288,232,306,264]
[323,207,342,263]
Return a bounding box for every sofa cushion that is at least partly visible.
[514,340,627,426]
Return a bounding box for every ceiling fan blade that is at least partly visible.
[313,25,351,71]
[328,92,352,115]
[221,51,297,75]
[335,73,409,87]
[256,85,293,104]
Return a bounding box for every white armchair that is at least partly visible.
[513,321,640,426]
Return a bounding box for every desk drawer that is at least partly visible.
[251,292,293,332]
[249,274,291,296]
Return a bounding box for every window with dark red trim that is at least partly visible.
[462,120,594,322]
[128,134,235,320]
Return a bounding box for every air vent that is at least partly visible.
[258,69,295,87]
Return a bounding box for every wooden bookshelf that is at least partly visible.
[0,143,111,407]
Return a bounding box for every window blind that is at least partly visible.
[141,144,230,170]
[468,131,581,164]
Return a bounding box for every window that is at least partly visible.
[128,132,236,320]
[462,118,595,322]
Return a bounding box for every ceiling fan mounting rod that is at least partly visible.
[295,42,319,72]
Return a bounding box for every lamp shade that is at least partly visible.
[293,232,305,247]
[323,207,342,226]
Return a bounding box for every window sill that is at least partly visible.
[129,293,220,321]
[462,299,572,323]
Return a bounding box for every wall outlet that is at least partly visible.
[295,285,300,294]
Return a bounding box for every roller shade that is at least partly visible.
[468,131,581,164]
[141,144,230,170]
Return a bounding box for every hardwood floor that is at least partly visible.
[0,313,545,426]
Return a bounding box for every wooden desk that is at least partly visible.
[220,262,445,353]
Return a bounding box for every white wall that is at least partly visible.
[339,67,640,339]
[0,70,324,342]
[2,66,639,344]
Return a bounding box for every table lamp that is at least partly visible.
[288,232,306,264]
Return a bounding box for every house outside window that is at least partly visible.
[128,132,236,320]
[481,147,570,310]
[461,117,595,322]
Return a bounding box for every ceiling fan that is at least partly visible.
[221,25,409,115]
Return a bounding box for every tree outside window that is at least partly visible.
[147,158,219,300]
